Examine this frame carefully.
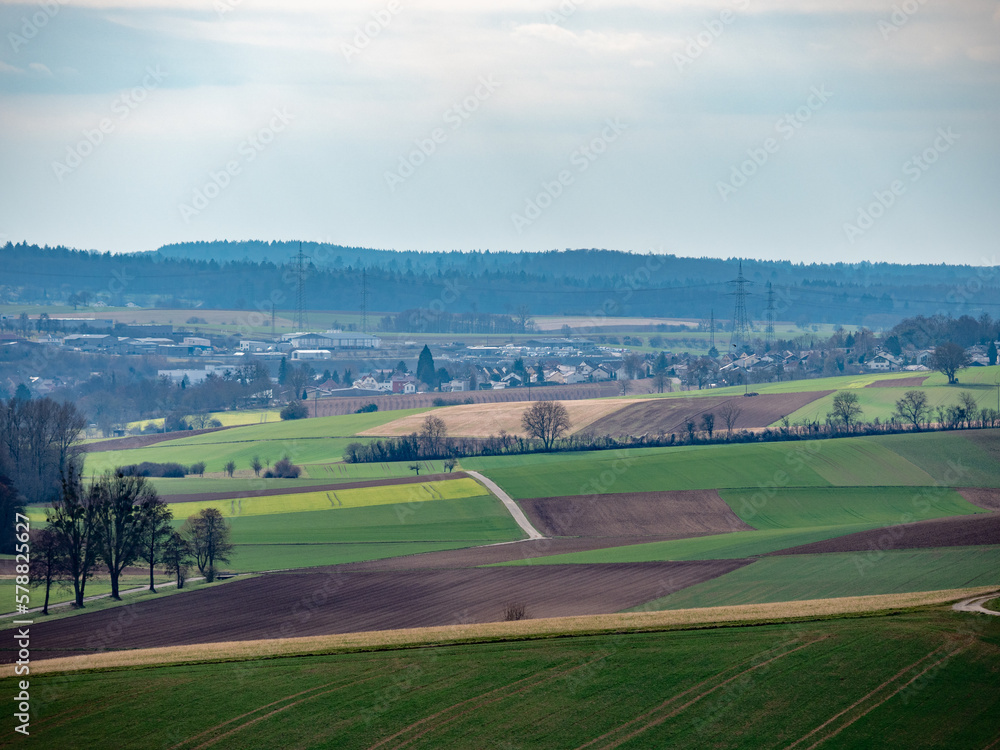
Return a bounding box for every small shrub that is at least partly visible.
[503,602,527,621]
[354,403,378,414]
[280,401,308,420]
[264,456,301,478]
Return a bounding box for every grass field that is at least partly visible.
[639,547,1000,609]
[469,430,1000,500]
[718,486,981,530]
[7,607,999,748]
[161,477,487,518]
[84,409,432,475]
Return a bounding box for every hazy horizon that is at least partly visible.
[1,0,998,265]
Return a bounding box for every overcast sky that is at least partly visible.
[0,0,998,265]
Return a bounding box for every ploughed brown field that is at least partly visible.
[581,391,833,436]
[309,381,645,418]
[157,472,467,504]
[0,561,751,661]
[864,376,929,388]
[519,490,753,538]
[768,512,1000,556]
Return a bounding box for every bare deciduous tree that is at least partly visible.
[28,527,67,615]
[893,390,929,430]
[521,401,571,450]
[181,508,233,582]
[719,401,743,436]
[828,391,863,432]
[93,471,165,600]
[47,466,100,608]
[419,415,448,455]
[929,342,970,385]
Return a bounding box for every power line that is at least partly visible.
[729,260,753,355]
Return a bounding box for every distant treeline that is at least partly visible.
[342,412,1000,464]
[3,241,999,324]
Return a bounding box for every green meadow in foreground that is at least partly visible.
[10,608,999,749]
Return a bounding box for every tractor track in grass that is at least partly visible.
[368,659,605,750]
[784,645,963,749]
[182,674,382,750]
[577,636,828,749]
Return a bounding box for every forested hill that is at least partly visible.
[2,241,997,326]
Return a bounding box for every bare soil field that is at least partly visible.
[309,382,645,418]
[157,472,467,504]
[959,488,1000,511]
[85,426,235,453]
[768,512,1000,556]
[0,561,751,661]
[582,391,833,436]
[864,376,929,388]
[519,490,753,538]
[360,399,633,438]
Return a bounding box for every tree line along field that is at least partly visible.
[4,607,998,749]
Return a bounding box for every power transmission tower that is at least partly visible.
[295,242,308,331]
[361,268,368,334]
[728,260,753,355]
[709,309,716,354]
[764,282,776,349]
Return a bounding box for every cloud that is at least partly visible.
[27,62,52,76]
[0,61,22,74]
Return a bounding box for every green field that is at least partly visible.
[199,489,522,572]
[162,477,487,518]
[9,608,999,748]
[470,430,1000,500]
[640,547,1000,609]
[83,409,432,475]
[719,486,981,530]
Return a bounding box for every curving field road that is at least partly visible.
[952,592,1000,616]
[466,470,545,540]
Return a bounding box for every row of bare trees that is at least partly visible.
[30,469,233,613]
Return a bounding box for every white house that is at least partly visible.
[867,353,899,372]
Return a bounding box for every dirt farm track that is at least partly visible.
[0,561,751,662]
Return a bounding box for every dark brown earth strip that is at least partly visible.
[160,472,469,504]
[0,561,752,661]
[958,488,1000,512]
[519,490,753,538]
[767,512,1000,556]
[582,391,833,437]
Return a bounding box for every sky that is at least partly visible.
[0,0,998,265]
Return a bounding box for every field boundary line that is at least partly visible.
[785,645,963,750]
[12,587,996,677]
[581,637,826,750]
[465,470,545,540]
